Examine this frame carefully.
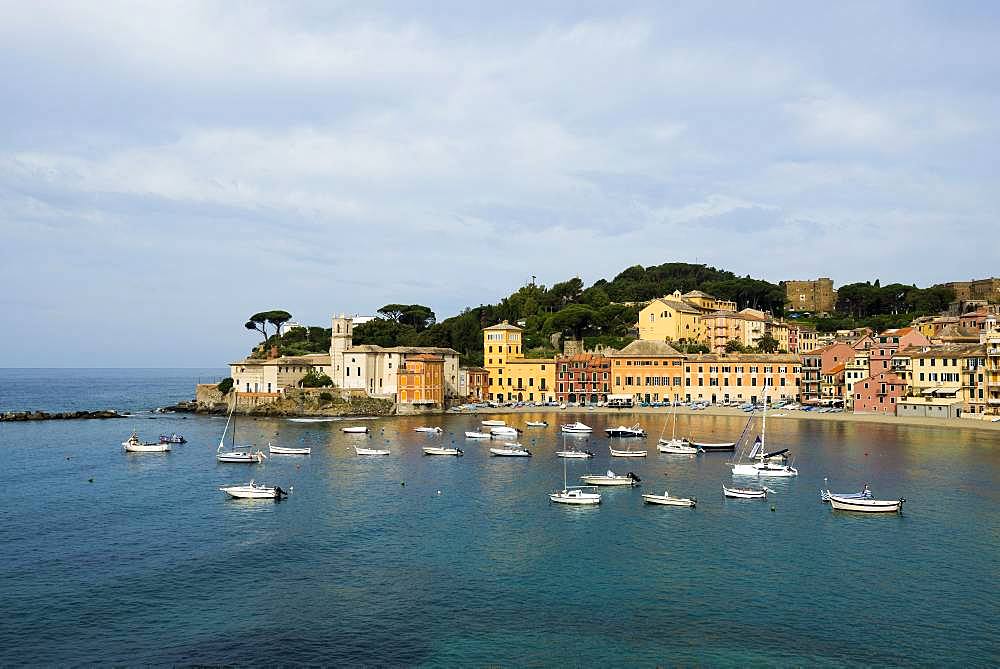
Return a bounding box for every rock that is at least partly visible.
[0,410,127,422]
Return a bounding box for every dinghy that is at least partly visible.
[556,448,594,458]
[122,432,171,453]
[481,420,506,427]
[219,480,289,500]
[489,444,532,457]
[341,426,369,434]
[609,443,647,457]
[692,441,736,452]
[490,426,519,437]
[268,443,311,455]
[723,484,769,499]
[525,421,548,427]
[580,470,641,486]
[422,446,463,456]
[355,446,390,456]
[829,495,904,514]
[465,431,491,439]
[642,491,696,507]
[159,433,186,444]
[415,426,443,434]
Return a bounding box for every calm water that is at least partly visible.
[1,370,997,666]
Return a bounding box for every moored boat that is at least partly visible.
[723,484,769,499]
[605,423,646,438]
[556,448,594,458]
[481,420,506,427]
[580,470,640,486]
[821,480,873,503]
[525,420,548,427]
[561,422,593,434]
[489,444,532,457]
[122,432,171,453]
[490,426,519,437]
[341,426,369,434]
[657,438,699,454]
[219,480,289,500]
[355,446,390,456]
[465,431,491,439]
[268,443,311,455]
[216,395,266,463]
[609,444,647,457]
[415,426,443,434]
[288,417,338,423]
[642,491,696,507]
[829,495,904,513]
[158,433,186,444]
[693,441,736,452]
[422,446,463,456]
[550,456,601,505]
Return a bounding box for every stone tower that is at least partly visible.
[330,314,354,385]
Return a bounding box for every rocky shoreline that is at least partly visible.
[1,410,127,422]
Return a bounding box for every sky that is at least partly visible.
[2,1,998,366]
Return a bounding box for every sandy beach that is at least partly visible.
[465,404,1000,433]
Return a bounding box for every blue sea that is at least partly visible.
[0,369,997,666]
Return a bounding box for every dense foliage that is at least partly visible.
[217,377,234,394]
[300,370,334,388]
[835,281,954,318]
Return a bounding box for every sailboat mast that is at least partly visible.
[762,383,767,450]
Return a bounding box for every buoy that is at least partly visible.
[436,490,442,495]
[771,505,776,512]
[401,481,405,486]
[88,478,94,483]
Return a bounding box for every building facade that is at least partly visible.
[906,344,987,417]
[230,353,333,396]
[482,321,556,402]
[869,327,931,376]
[853,371,908,414]
[608,339,686,404]
[397,354,445,406]
[844,350,870,410]
[682,354,800,404]
[556,353,611,405]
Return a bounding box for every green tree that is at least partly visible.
[725,339,746,353]
[217,377,234,394]
[757,333,779,353]
[300,370,334,388]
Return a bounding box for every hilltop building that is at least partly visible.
[784,278,837,313]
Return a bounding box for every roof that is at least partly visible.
[345,345,460,356]
[879,327,914,337]
[684,353,800,363]
[483,320,522,332]
[612,339,684,357]
[909,343,986,358]
[230,353,331,366]
[824,362,846,375]
[681,290,715,299]
[644,298,701,315]
[507,357,556,365]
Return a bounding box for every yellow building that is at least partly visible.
[768,320,790,352]
[609,339,686,404]
[680,290,737,312]
[636,294,702,342]
[397,354,445,406]
[985,328,1000,416]
[483,321,555,402]
[903,343,987,417]
[683,353,801,404]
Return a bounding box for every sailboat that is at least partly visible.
[216,394,266,463]
[730,388,798,477]
[549,456,601,505]
[657,403,699,454]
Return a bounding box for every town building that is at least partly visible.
[801,341,856,402]
[853,371,908,414]
[682,354,800,404]
[821,362,846,403]
[556,353,611,405]
[788,324,820,354]
[985,327,1000,417]
[230,353,333,396]
[698,309,769,353]
[397,354,445,406]
[768,320,790,352]
[636,293,703,343]
[459,367,489,402]
[943,277,1000,304]
[482,321,556,402]
[844,350,871,411]
[900,344,987,418]
[869,327,931,376]
[608,339,686,404]
[784,278,837,313]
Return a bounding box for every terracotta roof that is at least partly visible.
[684,353,800,363]
[230,353,331,366]
[909,343,985,358]
[646,298,701,315]
[612,339,684,357]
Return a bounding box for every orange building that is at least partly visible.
[397,354,444,406]
[463,367,489,402]
[683,354,801,404]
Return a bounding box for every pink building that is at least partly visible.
[869,327,931,376]
[801,341,856,401]
[853,371,907,414]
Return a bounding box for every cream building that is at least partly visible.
[844,350,870,410]
[683,354,801,404]
[901,344,987,417]
[636,293,702,342]
[230,353,333,395]
[698,309,770,353]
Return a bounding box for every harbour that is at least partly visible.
[1,371,996,666]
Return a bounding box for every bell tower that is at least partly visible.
[330,314,354,384]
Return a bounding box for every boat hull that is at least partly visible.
[642,494,696,507]
[465,432,491,439]
[723,485,767,499]
[550,492,601,505]
[217,451,264,463]
[693,442,735,452]
[489,448,531,457]
[422,447,463,456]
[555,450,593,458]
[609,449,647,457]
[269,446,310,455]
[124,444,170,453]
[829,496,903,513]
[355,447,390,456]
[341,427,369,433]
[580,476,639,486]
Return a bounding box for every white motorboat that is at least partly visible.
[525,421,548,427]
[556,448,594,458]
[609,443,647,457]
[580,470,641,487]
[723,484,769,499]
[288,417,338,423]
[423,446,463,456]
[561,422,593,434]
[489,444,532,457]
[605,424,646,438]
[657,439,699,454]
[219,480,289,500]
[490,426,519,437]
[355,446,391,456]
[829,495,904,513]
[465,431,491,439]
[550,456,601,505]
[342,426,370,434]
[268,443,311,455]
[415,426,443,434]
[642,491,696,507]
[122,432,171,453]
[753,461,798,477]
[481,420,506,427]
[216,397,266,463]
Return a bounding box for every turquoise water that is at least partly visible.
[0,370,997,666]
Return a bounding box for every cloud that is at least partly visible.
[0,2,998,365]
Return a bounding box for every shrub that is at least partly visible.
[217,377,234,394]
[300,370,334,388]
[319,392,334,402]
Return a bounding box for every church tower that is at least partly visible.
[330,314,354,385]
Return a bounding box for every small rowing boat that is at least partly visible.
[423,446,463,456]
[642,491,696,507]
[355,446,390,456]
[525,421,548,427]
[829,495,904,514]
[821,479,872,503]
[268,443,311,455]
[415,426,443,434]
[723,484,769,499]
[465,431,491,439]
[341,426,369,434]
